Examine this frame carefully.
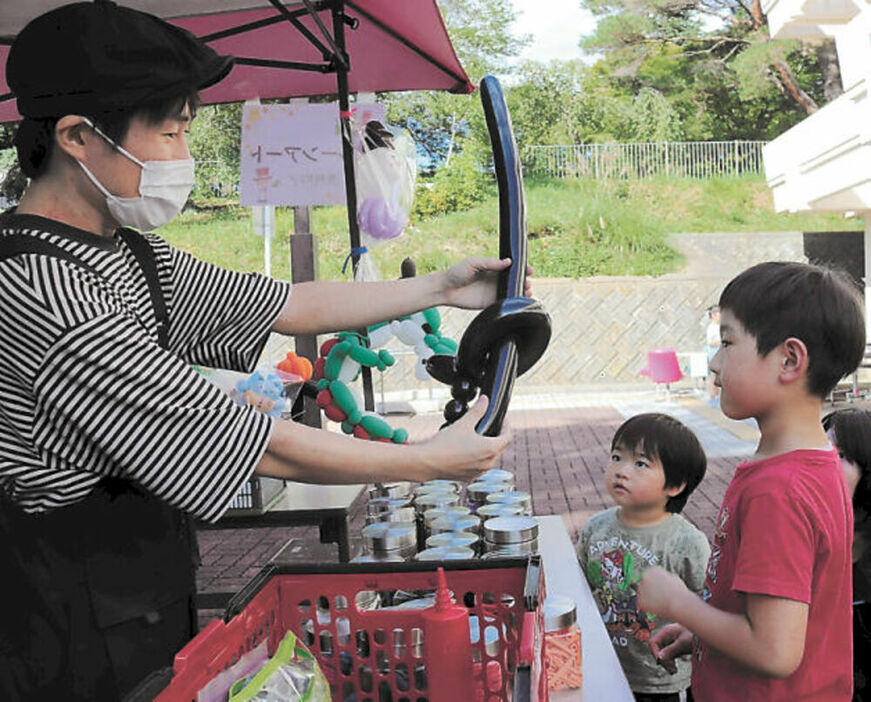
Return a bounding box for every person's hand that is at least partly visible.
[441,257,534,309]
[636,566,689,619]
[650,623,693,665]
[416,395,511,481]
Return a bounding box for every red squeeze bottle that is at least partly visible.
[421,567,475,701]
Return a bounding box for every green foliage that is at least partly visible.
[187,103,243,203]
[412,152,493,219]
[381,0,529,168]
[158,176,857,282]
[627,88,682,141]
[575,0,833,142]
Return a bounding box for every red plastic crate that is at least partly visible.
[157,557,547,702]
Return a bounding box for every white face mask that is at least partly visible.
[77,118,195,231]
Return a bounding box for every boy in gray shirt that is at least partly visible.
[577,413,710,701]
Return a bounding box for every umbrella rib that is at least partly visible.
[200,13,295,42]
[299,0,348,71]
[233,57,333,72]
[344,0,470,91]
[266,0,335,62]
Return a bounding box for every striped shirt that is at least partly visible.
[0,213,291,523]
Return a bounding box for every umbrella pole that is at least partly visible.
[332,0,375,412]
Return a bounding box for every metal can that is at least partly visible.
[420,479,463,491]
[413,481,460,498]
[414,546,476,561]
[476,502,524,520]
[367,496,412,516]
[361,521,417,560]
[368,482,412,500]
[466,481,511,511]
[482,516,539,556]
[485,490,533,515]
[425,531,481,552]
[423,505,472,532]
[365,506,416,525]
[414,491,460,515]
[429,513,481,535]
[477,469,516,487]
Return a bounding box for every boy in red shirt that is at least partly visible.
[637,261,864,701]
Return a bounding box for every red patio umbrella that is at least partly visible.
[0,0,474,122]
[0,0,475,411]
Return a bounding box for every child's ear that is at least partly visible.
[665,481,686,498]
[779,337,809,385]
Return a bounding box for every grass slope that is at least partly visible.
[159,176,857,280]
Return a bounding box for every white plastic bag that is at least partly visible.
[352,120,417,281]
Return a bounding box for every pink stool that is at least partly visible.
[640,348,683,400]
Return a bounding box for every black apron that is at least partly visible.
[0,228,198,700]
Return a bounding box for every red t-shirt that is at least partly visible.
[692,448,853,701]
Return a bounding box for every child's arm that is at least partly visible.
[638,566,808,677]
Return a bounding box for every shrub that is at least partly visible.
[412,152,492,220]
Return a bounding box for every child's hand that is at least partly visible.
[636,566,689,619]
[650,623,693,667]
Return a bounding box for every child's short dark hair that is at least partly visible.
[822,408,871,535]
[611,413,707,514]
[14,91,199,180]
[719,262,865,398]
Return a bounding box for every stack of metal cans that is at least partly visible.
[356,469,540,563]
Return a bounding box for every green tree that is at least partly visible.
[578,0,840,140]
[187,102,243,202]
[382,0,530,167]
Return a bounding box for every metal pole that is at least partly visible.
[291,205,322,428]
[331,0,375,411]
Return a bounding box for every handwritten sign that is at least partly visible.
[239,102,385,206]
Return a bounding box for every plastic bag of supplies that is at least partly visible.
[228,630,330,702]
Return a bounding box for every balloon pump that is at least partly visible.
[422,567,474,700]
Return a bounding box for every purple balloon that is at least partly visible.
[358,197,407,240]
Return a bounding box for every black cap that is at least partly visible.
[7,1,234,119]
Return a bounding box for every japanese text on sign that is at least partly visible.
[239,102,385,206]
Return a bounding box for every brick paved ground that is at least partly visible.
[196,394,754,626]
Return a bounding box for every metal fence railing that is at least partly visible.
[524,141,767,180]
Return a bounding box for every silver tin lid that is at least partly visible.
[414,491,460,513]
[366,506,416,524]
[423,505,471,528]
[482,516,539,544]
[414,546,476,561]
[544,596,578,632]
[368,482,412,500]
[476,502,524,519]
[422,479,462,490]
[467,481,511,502]
[361,521,417,551]
[367,496,411,516]
[477,469,515,484]
[426,531,480,550]
[430,513,481,535]
[413,482,460,497]
[485,490,532,509]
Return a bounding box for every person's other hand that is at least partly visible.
[637,566,689,619]
[650,623,693,664]
[417,395,511,481]
[441,257,534,309]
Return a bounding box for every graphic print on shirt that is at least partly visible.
[704,507,730,598]
[586,544,656,647]
[697,507,730,663]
